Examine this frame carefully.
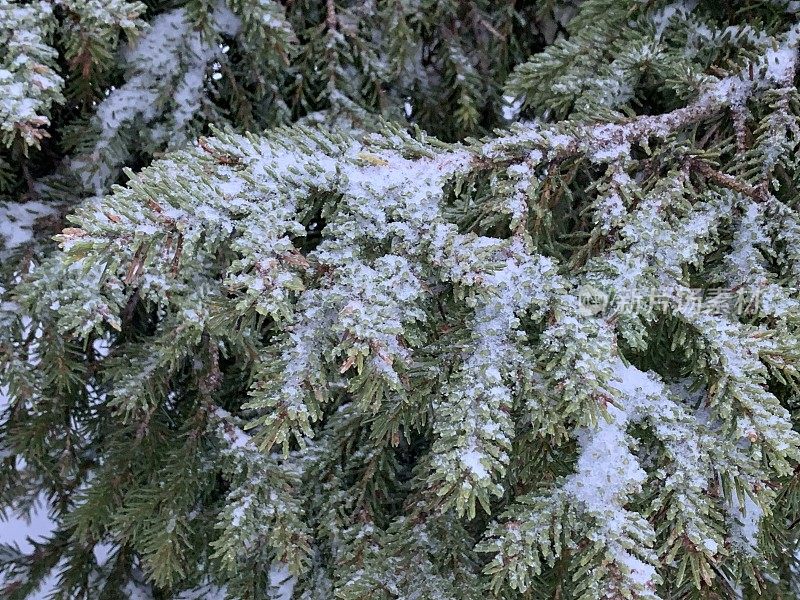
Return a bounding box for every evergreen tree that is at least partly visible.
[2,0,800,598]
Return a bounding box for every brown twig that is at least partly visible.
[687,158,769,203]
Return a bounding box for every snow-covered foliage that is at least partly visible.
[0,0,569,253]
[0,0,63,150]
[2,0,800,599]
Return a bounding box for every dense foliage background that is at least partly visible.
[2,1,800,599]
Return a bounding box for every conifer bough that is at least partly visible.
[2,1,800,599]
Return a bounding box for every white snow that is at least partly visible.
[728,483,764,556]
[501,95,523,121]
[651,0,699,40]
[213,407,252,449]
[174,580,227,599]
[0,200,56,250]
[561,358,659,595]
[460,443,489,479]
[269,562,296,600]
[75,3,242,195]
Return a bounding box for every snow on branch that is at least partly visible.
[7,12,800,599]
